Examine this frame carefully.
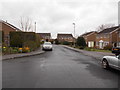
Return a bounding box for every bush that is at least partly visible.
[35,34,41,48]
[0,31,4,43]
[2,47,19,54]
[55,39,60,44]
[76,37,86,48]
[22,47,30,53]
[10,32,37,47]
[62,41,70,45]
[10,32,23,47]
[23,41,38,51]
[79,46,85,49]
[104,45,112,50]
[10,32,40,52]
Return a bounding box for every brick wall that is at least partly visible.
[2,23,16,35]
[1,22,17,46]
[83,32,96,47]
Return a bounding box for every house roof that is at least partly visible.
[57,34,73,38]
[38,33,51,38]
[98,26,119,34]
[81,31,95,37]
[0,20,21,31]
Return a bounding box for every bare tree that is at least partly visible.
[19,17,33,32]
[96,24,115,32]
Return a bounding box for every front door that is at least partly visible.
[99,42,103,49]
[99,40,104,49]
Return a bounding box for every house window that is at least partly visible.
[88,41,94,47]
[96,36,99,39]
[100,35,103,38]
[103,41,109,47]
[104,34,106,38]
[107,34,109,38]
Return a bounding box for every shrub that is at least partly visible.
[2,47,20,54]
[10,32,23,47]
[62,41,70,45]
[104,45,112,50]
[0,31,4,43]
[22,47,30,53]
[10,32,40,52]
[51,41,53,44]
[2,47,11,54]
[10,32,37,47]
[55,39,60,44]
[79,46,85,49]
[23,41,37,51]
[18,48,22,53]
[76,37,86,48]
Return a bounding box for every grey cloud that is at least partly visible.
[0,0,119,38]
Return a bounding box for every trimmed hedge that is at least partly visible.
[62,41,72,45]
[10,32,23,47]
[10,31,40,51]
[0,31,4,43]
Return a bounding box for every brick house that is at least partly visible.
[116,28,120,47]
[0,20,20,46]
[38,33,51,42]
[96,26,119,49]
[81,31,97,48]
[57,34,74,43]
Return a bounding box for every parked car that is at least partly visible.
[101,55,120,70]
[112,47,120,55]
[42,42,52,51]
[101,47,120,70]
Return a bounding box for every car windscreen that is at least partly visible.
[44,42,51,45]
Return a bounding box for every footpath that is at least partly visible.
[63,45,115,60]
[2,48,45,60]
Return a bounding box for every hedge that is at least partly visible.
[0,31,4,43]
[10,31,40,51]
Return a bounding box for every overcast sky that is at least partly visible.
[0,0,119,38]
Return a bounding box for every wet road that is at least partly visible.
[3,45,119,88]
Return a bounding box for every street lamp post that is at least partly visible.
[35,22,36,33]
[73,23,75,47]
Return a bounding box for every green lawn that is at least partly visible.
[70,45,111,53]
[84,47,111,53]
[86,48,111,53]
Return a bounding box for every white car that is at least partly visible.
[42,42,52,51]
[101,55,120,70]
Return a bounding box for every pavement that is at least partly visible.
[2,48,45,60]
[62,45,115,60]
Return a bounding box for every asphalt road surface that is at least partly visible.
[2,45,119,88]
